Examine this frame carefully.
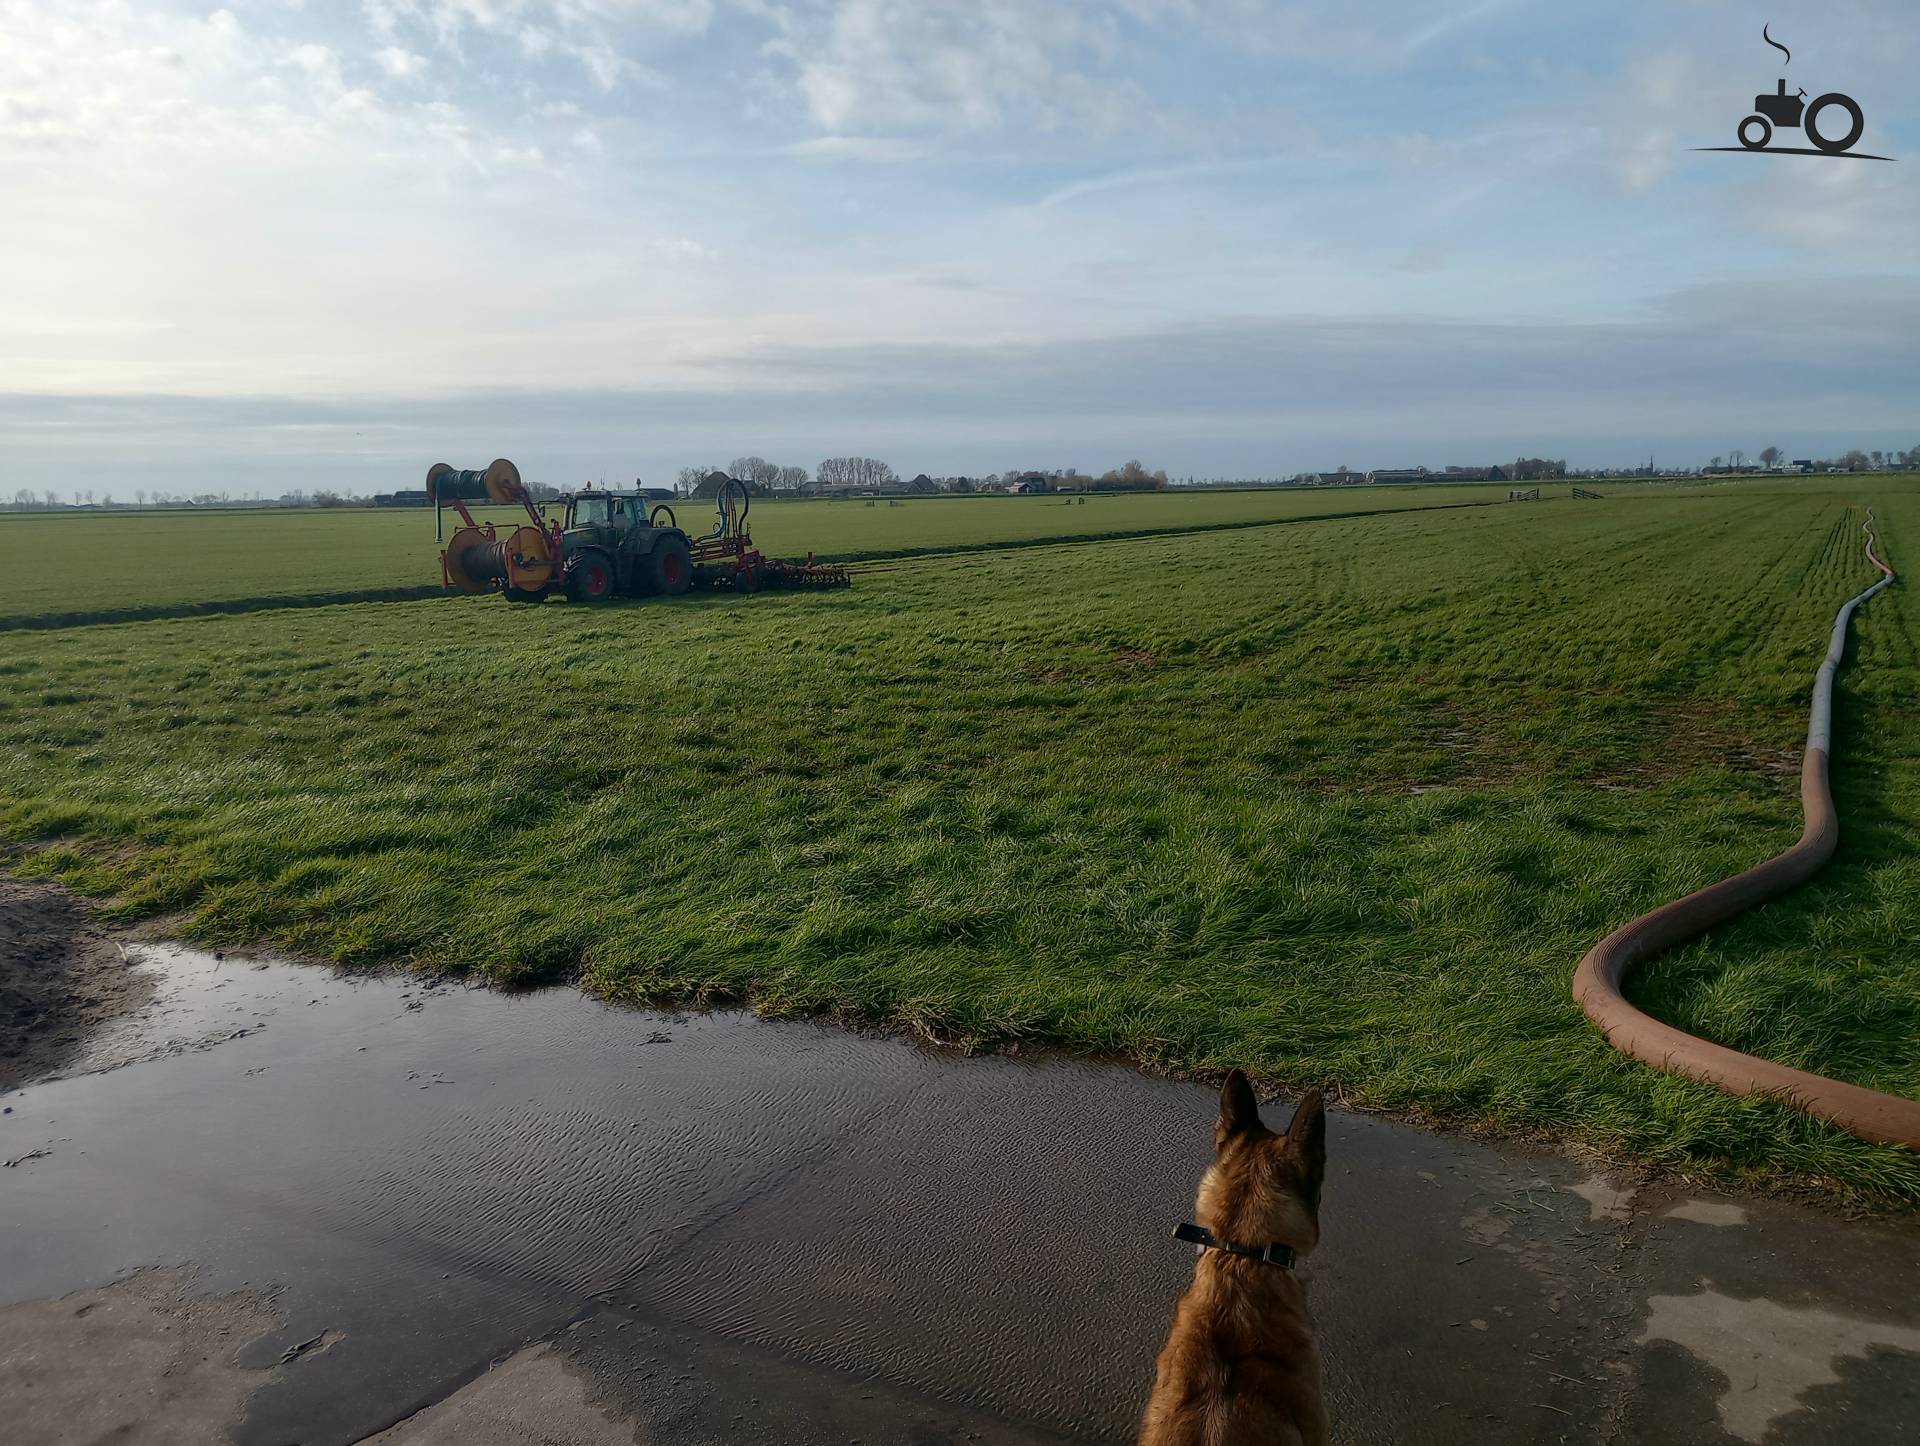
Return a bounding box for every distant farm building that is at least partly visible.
[1014,472,1056,494]
[1366,467,1430,484]
[1443,465,1508,481]
[374,489,430,506]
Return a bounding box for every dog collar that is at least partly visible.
[1173,1221,1296,1270]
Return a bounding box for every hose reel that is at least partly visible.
[431,458,558,595]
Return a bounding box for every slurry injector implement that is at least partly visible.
[427,461,850,603]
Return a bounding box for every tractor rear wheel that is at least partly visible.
[647,536,694,597]
[1805,93,1864,154]
[565,552,617,603]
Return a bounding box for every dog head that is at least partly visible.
[1194,1069,1326,1255]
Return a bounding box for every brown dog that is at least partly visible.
[1138,1070,1328,1446]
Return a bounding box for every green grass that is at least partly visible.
[0,483,1508,626]
[3,476,1917,1199]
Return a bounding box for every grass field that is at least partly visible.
[0,484,1507,626]
[3,477,1917,1199]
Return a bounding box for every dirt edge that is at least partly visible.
[0,877,156,1092]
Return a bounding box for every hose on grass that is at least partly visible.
[1571,508,1919,1149]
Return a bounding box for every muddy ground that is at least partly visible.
[0,1267,289,1446]
[0,877,153,1091]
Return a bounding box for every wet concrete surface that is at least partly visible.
[3,945,1918,1444]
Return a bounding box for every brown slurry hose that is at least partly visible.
[1571,509,1918,1149]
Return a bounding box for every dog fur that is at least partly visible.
[1138,1070,1328,1446]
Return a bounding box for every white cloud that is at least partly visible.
[1399,0,1517,61]
[0,0,722,401]
[284,41,345,86]
[565,38,635,90]
[1037,156,1283,208]
[781,135,926,162]
[364,1,418,42]
[373,45,428,78]
[1736,158,1919,255]
[770,0,1158,137]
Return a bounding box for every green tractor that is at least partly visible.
[426,460,850,602]
[429,462,691,603]
[547,488,695,602]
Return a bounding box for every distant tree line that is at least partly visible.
[6,486,261,509]
[673,456,899,495]
[1714,443,1920,472]
[1064,461,1170,491]
[815,456,900,489]
[1507,457,1567,481]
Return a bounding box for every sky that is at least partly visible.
[3,0,1917,497]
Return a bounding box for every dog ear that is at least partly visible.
[1216,1067,1263,1147]
[1284,1088,1327,1206]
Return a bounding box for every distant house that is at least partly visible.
[1013,472,1055,494]
[904,473,938,494]
[1792,459,1815,473]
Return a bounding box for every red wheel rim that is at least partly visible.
[587,562,609,595]
[663,554,684,585]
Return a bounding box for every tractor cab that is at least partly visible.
[561,488,642,537]
[548,488,696,603]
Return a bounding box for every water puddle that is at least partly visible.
[4,945,921,1442]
